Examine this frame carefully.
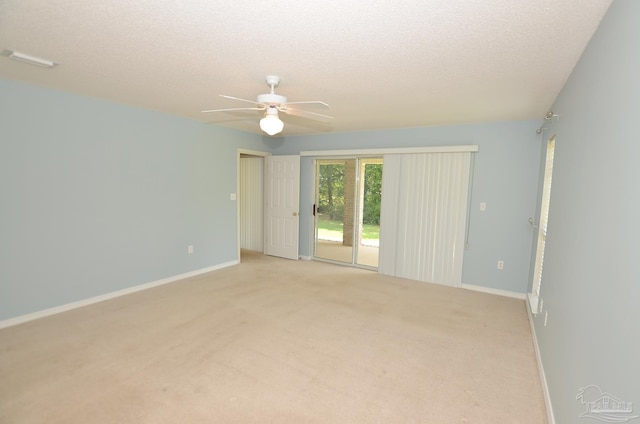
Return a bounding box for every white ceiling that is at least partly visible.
[0,0,612,136]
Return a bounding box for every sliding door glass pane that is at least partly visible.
[314,158,382,269]
[315,160,354,263]
[356,159,382,267]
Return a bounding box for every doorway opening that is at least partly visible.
[314,157,382,269]
[237,149,269,262]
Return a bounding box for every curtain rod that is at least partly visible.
[536,111,559,134]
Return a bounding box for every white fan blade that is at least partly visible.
[220,94,264,106]
[280,107,333,120]
[284,100,330,108]
[202,107,264,113]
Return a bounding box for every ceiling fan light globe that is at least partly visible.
[260,114,284,136]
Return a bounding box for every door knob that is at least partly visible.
[292,212,299,216]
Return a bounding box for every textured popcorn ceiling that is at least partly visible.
[0,0,612,136]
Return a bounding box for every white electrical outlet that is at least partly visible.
[544,310,548,326]
[230,193,237,200]
[480,202,487,211]
[497,260,504,270]
[188,245,194,254]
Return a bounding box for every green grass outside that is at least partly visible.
[317,216,380,241]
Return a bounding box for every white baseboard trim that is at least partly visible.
[0,260,238,330]
[300,255,312,261]
[460,283,526,299]
[526,299,555,424]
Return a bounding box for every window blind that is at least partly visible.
[532,137,556,299]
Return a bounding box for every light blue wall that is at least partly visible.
[0,78,270,320]
[274,121,543,294]
[531,1,640,422]
[0,78,543,321]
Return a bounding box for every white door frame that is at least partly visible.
[237,148,270,262]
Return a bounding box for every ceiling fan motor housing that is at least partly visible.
[257,93,287,105]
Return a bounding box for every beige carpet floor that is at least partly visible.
[0,250,547,423]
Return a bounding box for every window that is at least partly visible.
[529,136,555,313]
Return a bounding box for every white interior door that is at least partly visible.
[264,155,300,260]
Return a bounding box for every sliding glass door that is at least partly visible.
[314,157,382,268]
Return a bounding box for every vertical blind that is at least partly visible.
[379,152,472,286]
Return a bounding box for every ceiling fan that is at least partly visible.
[202,75,332,136]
